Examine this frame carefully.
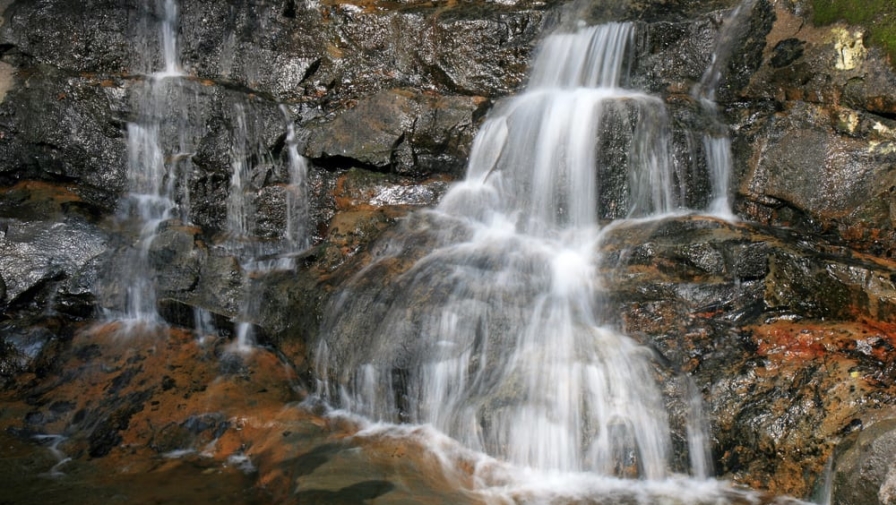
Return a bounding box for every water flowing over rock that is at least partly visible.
[314,19,741,484]
[0,0,895,503]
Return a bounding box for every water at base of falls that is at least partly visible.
[315,21,729,481]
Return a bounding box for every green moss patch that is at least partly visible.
[811,0,896,63]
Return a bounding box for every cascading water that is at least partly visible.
[109,0,313,339]
[692,0,758,219]
[282,105,310,254]
[223,104,311,352]
[225,103,257,250]
[316,22,703,481]
[115,0,191,326]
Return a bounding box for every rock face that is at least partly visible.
[0,0,895,502]
[599,216,896,497]
[832,417,896,505]
[731,3,896,255]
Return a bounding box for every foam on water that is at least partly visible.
[316,408,809,505]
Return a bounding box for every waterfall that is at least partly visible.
[692,0,758,219]
[115,0,190,326]
[111,0,312,337]
[223,105,312,353]
[225,103,256,247]
[449,22,679,233]
[282,105,310,253]
[316,22,716,479]
[158,0,182,78]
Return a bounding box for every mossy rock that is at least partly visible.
[811,0,896,63]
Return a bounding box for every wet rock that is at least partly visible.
[741,4,896,115]
[151,413,228,454]
[716,0,774,102]
[0,67,128,211]
[332,168,449,211]
[625,0,773,99]
[588,0,742,24]
[733,98,896,254]
[182,0,545,101]
[303,88,485,176]
[324,4,544,100]
[0,322,53,383]
[316,213,896,496]
[770,38,804,68]
[598,217,896,496]
[0,180,102,222]
[0,217,108,306]
[0,0,135,74]
[126,77,287,236]
[631,17,720,94]
[833,418,896,505]
[729,3,896,254]
[88,416,124,458]
[177,0,327,102]
[148,223,204,294]
[0,0,895,501]
[0,0,547,102]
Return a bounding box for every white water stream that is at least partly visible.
[112,0,310,338]
[315,9,783,502]
[115,0,189,326]
[319,22,699,477]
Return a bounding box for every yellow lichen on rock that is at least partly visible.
[833,27,867,70]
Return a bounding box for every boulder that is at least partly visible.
[302,88,486,176]
[833,418,896,505]
[0,68,128,212]
[0,217,108,306]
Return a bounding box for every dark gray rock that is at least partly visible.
[177,0,327,102]
[833,418,896,505]
[151,412,228,454]
[149,223,204,293]
[734,100,896,251]
[0,67,128,211]
[0,217,108,304]
[317,4,545,101]
[0,321,53,381]
[0,0,136,73]
[124,76,288,235]
[303,88,485,176]
[631,17,720,94]
[331,168,449,210]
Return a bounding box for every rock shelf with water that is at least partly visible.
[1,0,896,504]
